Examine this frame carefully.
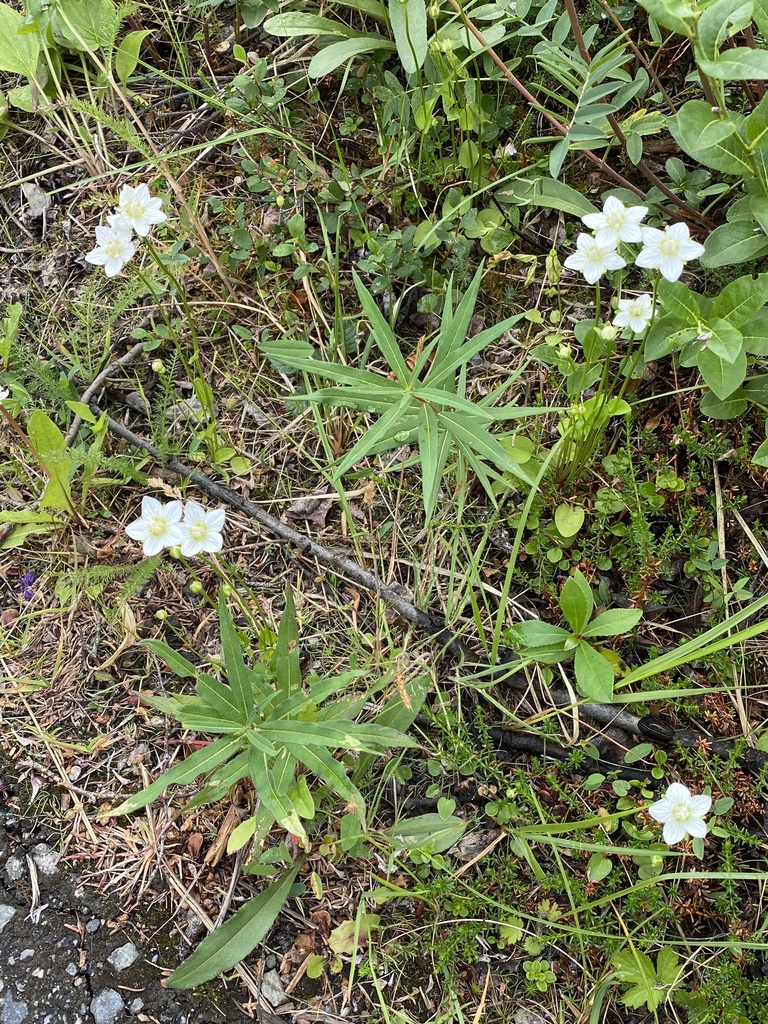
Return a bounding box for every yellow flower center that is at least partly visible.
[123,198,145,219]
[671,802,692,823]
[188,521,209,541]
[659,236,681,257]
[104,238,125,258]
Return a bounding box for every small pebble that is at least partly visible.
[3,990,29,1024]
[107,942,139,971]
[0,906,16,933]
[91,988,125,1024]
[5,857,25,882]
[31,844,59,876]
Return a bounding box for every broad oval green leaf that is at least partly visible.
[0,3,41,77]
[554,503,585,539]
[388,0,427,75]
[115,29,152,84]
[573,642,615,703]
[699,47,768,81]
[702,222,768,268]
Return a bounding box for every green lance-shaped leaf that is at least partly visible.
[218,591,254,717]
[334,395,413,478]
[263,13,367,38]
[418,407,452,521]
[308,37,396,78]
[195,672,246,722]
[166,862,301,988]
[107,736,243,816]
[353,271,411,381]
[259,719,416,753]
[580,608,643,638]
[248,749,306,841]
[275,589,302,701]
[141,639,198,678]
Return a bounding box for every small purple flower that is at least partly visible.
[19,571,35,601]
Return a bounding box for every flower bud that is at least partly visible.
[190,581,205,594]
[601,324,618,341]
[151,359,164,374]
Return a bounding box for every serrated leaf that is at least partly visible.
[573,642,615,702]
[560,570,593,634]
[581,608,643,638]
[511,621,571,649]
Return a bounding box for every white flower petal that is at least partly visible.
[648,798,673,823]
[689,795,712,816]
[206,508,227,531]
[665,783,693,804]
[663,820,688,846]
[686,817,708,838]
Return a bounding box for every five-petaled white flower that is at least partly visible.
[563,233,627,284]
[125,496,184,556]
[636,223,705,282]
[648,782,711,846]
[85,219,137,278]
[582,196,648,249]
[180,500,226,557]
[116,183,167,237]
[613,293,655,334]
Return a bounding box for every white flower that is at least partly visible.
[0,387,9,404]
[85,219,136,277]
[125,496,184,556]
[648,782,711,846]
[582,196,648,248]
[636,223,705,282]
[116,183,167,237]
[563,233,627,284]
[613,293,655,333]
[179,501,226,556]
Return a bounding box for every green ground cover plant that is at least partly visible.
[3,0,768,1021]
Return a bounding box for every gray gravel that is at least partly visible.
[0,806,253,1023]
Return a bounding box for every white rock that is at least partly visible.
[90,989,124,1024]
[107,942,139,971]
